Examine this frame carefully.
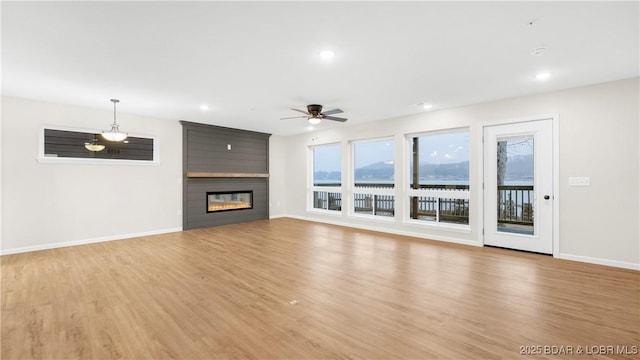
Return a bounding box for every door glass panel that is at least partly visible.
[496,135,534,235]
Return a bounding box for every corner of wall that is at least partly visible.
[269,135,288,217]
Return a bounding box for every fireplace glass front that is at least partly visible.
[206,191,253,213]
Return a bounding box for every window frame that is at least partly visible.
[350,136,396,220]
[38,125,159,165]
[403,127,471,229]
[308,142,343,214]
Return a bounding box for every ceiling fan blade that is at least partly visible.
[324,116,348,122]
[322,108,343,116]
[280,115,307,120]
[291,108,310,115]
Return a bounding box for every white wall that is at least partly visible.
[281,78,640,269]
[3,78,638,269]
[1,97,183,253]
[268,135,287,218]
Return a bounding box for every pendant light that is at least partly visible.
[102,99,128,142]
[84,138,106,152]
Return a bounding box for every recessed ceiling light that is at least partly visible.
[536,72,551,80]
[423,104,434,110]
[319,50,335,60]
[200,105,209,111]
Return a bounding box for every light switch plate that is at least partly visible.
[568,177,590,186]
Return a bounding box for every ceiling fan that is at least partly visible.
[280,104,347,125]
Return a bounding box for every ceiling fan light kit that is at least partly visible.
[280,104,348,125]
[308,117,322,125]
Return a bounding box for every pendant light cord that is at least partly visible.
[111,99,120,125]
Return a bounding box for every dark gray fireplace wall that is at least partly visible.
[181,121,271,230]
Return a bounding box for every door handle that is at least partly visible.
[544,195,550,200]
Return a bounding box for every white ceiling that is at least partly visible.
[2,1,638,136]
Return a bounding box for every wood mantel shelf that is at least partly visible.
[186,172,270,178]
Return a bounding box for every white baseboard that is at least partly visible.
[5,219,637,272]
[285,214,482,247]
[0,227,183,256]
[278,215,639,271]
[556,252,640,271]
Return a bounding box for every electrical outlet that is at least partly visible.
[568,177,590,186]
[177,209,182,216]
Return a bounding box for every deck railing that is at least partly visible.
[353,194,395,216]
[497,185,534,225]
[313,182,533,226]
[313,191,342,211]
[314,183,469,190]
[408,197,470,223]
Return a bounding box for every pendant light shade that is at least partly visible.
[84,138,106,152]
[102,99,128,142]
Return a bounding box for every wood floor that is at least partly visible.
[2,218,638,359]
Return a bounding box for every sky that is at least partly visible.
[353,139,394,169]
[416,131,469,165]
[500,136,534,157]
[313,144,341,172]
[313,131,471,172]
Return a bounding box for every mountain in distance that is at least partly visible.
[417,161,469,180]
[315,154,533,183]
[314,170,341,182]
[354,161,398,181]
[353,160,468,182]
[501,154,534,180]
[351,154,533,182]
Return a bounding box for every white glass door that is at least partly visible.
[483,119,553,254]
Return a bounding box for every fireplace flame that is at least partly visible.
[208,202,251,212]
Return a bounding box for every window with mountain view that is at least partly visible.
[311,143,342,212]
[408,129,470,225]
[352,138,395,217]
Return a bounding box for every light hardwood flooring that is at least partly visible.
[2,218,638,359]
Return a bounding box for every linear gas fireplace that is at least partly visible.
[207,190,253,213]
[182,121,270,229]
